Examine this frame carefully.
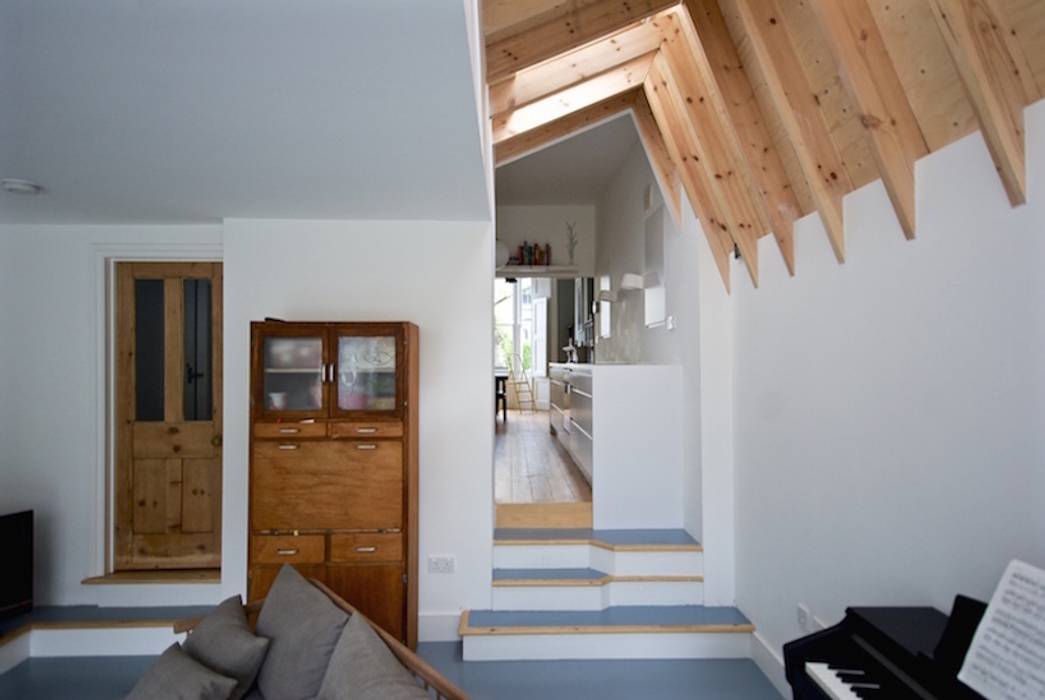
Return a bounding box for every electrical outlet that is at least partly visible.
[427,556,455,574]
[797,604,811,630]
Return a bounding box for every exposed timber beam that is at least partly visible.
[654,32,760,286]
[489,20,663,118]
[682,0,799,276]
[492,52,655,144]
[928,0,1040,206]
[630,92,682,225]
[495,89,639,165]
[486,0,680,83]
[644,61,734,291]
[728,0,851,263]
[811,0,928,239]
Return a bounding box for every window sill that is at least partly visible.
[81,569,220,585]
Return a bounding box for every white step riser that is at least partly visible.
[493,545,703,576]
[492,581,704,611]
[463,632,752,661]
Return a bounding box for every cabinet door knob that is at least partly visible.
[211,434,223,447]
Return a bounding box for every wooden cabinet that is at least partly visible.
[248,321,419,648]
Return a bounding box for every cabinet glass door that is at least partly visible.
[255,326,329,418]
[333,326,402,417]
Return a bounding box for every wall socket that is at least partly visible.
[797,603,812,630]
[427,556,455,574]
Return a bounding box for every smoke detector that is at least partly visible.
[2,179,44,195]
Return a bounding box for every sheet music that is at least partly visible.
[958,560,1045,700]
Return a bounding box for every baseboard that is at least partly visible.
[418,612,462,642]
[750,630,789,698]
[30,626,182,657]
[0,631,30,674]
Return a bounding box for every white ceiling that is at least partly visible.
[495,114,639,206]
[0,1,489,224]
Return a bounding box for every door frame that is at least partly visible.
[89,242,222,579]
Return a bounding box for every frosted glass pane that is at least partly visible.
[338,336,397,411]
[263,337,323,411]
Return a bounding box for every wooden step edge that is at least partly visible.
[458,617,755,637]
[0,625,31,648]
[493,538,703,553]
[491,574,705,588]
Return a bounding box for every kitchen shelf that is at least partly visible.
[496,265,580,279]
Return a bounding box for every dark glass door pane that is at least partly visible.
[183,279,212,421]
[134,279,165,421]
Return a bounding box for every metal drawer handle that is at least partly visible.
[278,444,299,450]
[356,443,378,450]
[276,548,298,556]
[354,546,377,553]
[356,427,378,434]
[278,427,300,434]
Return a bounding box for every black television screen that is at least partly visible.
[0,510,33,620]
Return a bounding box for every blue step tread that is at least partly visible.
[493,568,608,582]
[0,605,214,640]
[464,605,752,632]
[494,528,701,548]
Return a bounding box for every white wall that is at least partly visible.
[0,224,224,606]
[732,102,1045,667]
[594,139,711,546]
[222,219,494,641]
[495,205,596,275]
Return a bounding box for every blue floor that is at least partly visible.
[493,567,607,581]
[0,644,781,699]
[468,605,752,628]
[494,528,701,546]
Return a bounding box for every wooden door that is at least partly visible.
[115,262,222,570]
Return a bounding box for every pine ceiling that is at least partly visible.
[483,0,1045,291]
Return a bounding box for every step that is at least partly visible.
[493,528,703,576]
[492,568,704,610]
[459,605,754,661]
[495,502,592,528]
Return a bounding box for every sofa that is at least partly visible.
[126,564,467,700]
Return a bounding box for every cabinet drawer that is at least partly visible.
[569,419,593,482]
[254,422,327,439]
[568,370,592,395]
[569,389,592,437]
[330,533,403,563]
[329,421,403,439]
[252,535,325,564]
[252,441,403,530]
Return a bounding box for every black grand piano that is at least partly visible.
[783,595,989,699]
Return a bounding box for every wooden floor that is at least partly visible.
[495,410,591,504]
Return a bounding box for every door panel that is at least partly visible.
[115,262,222,571]
[326,564,406,641]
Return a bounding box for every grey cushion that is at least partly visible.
[240,690,265,700]
[184,595,270,700]
[255,564,349,700]
[317,614,429,700]
[126,643,237,700]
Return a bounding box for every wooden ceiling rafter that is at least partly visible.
[485,0,681,84]
[811,0,928,240]
[644,62,735,290]
[491,51,656,144]
[488,19,664,118]
[927,0,1041,206]
[681,0,799,276]
[726,0,851,264]
[653,35,761,286]
[483,0,1045,292]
